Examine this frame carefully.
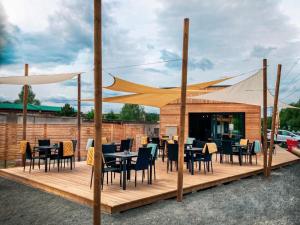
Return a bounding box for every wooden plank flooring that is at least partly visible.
[0,147,299,214]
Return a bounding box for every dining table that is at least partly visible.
[104,151,138,190]
[34,145,58,172]
[185,147,203,175]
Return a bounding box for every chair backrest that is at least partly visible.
[240,139,249,146]
[120,139,130,152]
[135,147,152,170]
[193,140,206,148]
[141,136,148,145]
[38,139,50,146]
[127,138,134,150]
[221,140,233,154]
[25,142,32,159]
[86,138,94,150]
[59,141,74,157]
[151,137,160,145]
[71,140,77,152]
[186,137,195,145]
[173,135,179,141]
[147,143,158,159]
[102,144,116,163]
[167,143,178,161]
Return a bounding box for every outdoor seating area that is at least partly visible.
[0,133,299,213]
[0,144,298,214]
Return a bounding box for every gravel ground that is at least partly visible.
[0,162,300,225]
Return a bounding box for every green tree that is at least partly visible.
[120,104,146,121]
[280,99,300,131]
[145,113,159,123]
[14,85,41,105]
[58,103,76,117]
[85,109,94,121]
[105,110,119,120]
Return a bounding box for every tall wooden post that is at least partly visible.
[177,18,189,202]
[93,0,102,225]
[262,59,268,177]
[267,64,281,176]
[77,74,81,161]
[23,63,29,140]
[22,64,29,167]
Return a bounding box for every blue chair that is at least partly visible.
[147,143,158,179]
[129,147,152,187]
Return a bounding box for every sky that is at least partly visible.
[0,0,300,113]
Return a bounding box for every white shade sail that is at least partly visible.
[0,73,80,85]
[191,70,295,109]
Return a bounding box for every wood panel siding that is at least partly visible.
[160,102,261,142]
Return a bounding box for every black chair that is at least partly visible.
[213,139,223,162]
[151,137,160,145]
[127,138,134,151]
[129,147,152,187]
[221,140,234,164]
[37,139,51,168]
[167,143,178,172]
[249,141,260,165]
[120,139,130,152]
[147,143,158,179]
[57,142,74,171]
[23,142,46,172]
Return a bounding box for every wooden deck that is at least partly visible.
[0,147,299,214]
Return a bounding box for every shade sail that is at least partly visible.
[83,77,232,108]
[0,73,80,85]
[191,70,295,109]
[105,76,232,94]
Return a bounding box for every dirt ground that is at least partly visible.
[0,162,299,225]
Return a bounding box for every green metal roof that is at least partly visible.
[0,103,62,112]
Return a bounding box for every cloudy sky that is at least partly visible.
[0,0,300,113]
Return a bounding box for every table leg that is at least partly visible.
[191,153,194,175]
[45,157,48,172]
[122,158,126,190]
[150,161,152,184]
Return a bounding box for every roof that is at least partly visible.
[0,103,62,112]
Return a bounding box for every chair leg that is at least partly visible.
[167,160,169,173]
[29,159,32,173]
[38,158,40,169]
[135,171,137,187]
[23,159,26,171]
[90,167,94,189]
[154,163,156,180]
[147,169,149,184]
[32,158,35,170]
[111,172,113,184]
[211,161,213,173]
[58,159,60,172]
[106,172,109,184]
[142,170,144,183]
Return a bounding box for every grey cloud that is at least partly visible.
[160,49,214,71]
[251,45,276,58]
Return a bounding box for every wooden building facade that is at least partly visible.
[160,86,261,142]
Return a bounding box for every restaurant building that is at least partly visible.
[160,86,261,142]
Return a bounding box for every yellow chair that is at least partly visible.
[240,139,249,146]
[141,136,148,145]
[173,135,179,141]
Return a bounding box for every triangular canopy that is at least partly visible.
[191,70,294,109]
[0,73,80,85]
[105,76,231,94]
[83,76,232,108]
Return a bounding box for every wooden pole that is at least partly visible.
[22,64,29,167]
[93,0,102,225]
[23,63,29,140]
[177,18,189,202]
[262,59,268,177]
[267,64,281,176]
[77,74,81,161]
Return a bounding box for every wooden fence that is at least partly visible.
[0,115,158,167]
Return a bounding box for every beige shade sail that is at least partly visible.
[191,70,295,109]
[105,76,232,94]
[83,76,232,108]
[0,73,80,85]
